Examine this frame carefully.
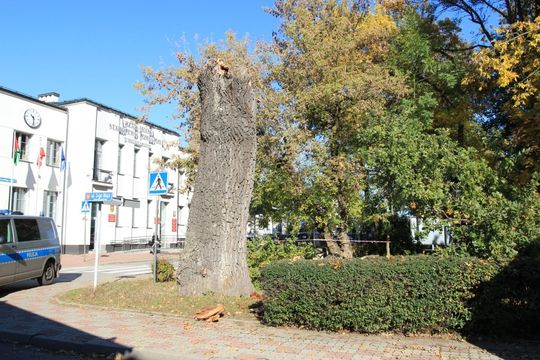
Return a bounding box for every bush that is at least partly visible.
[467,256,540,337]
[247,236,319,288]
[260,255,496,334]
[152,259,175,282]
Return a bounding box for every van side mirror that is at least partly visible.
[0,235,6,244]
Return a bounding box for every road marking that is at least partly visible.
[62,264,151,277]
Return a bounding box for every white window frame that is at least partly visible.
[46,139,62,167]
[117,144,124,174]
[43,190,58,219]
[11,187,27,213]
[16,132,31,161]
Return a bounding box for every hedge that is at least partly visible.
[466,256,540,337]
[260,255,497,334]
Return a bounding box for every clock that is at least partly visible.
[24,108,42,128]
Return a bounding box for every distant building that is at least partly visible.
[0,86,189,254]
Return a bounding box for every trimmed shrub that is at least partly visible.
[248,236,319,288]
[153,259,175,282]
[260,255,496,333]
[467,256,540,337]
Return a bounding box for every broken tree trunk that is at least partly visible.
[177,59,256,296]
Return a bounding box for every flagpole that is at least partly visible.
[8,132,15,212]
[35,138,41,215]
[60,159,68,253]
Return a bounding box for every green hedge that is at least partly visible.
[260,256,496,333]
[467,256,540,337]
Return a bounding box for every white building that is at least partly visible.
[0,86,189,254]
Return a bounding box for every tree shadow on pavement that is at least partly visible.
[0,274,81,298]
[0,301,140,358]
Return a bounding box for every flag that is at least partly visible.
[37,147,45,168]
[13,134,20,165]
[60,146,66,171]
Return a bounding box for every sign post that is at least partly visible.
[84,192,115,292]
[93,203,101,292]
[81,201,91,261]
[149,172,167,283]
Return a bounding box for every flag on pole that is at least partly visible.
[60,146,66,171]
[13,134,20,165]
[37,147,45,168]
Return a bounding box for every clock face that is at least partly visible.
[24,108,42,128]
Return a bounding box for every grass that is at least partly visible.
[57,278,258,321]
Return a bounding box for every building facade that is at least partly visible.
[0,86,189,254]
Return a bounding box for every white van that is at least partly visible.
[0,215,62,286]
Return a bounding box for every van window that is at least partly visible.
[37,218,56,240]
[0,219,13,243]
[14,219,40,242]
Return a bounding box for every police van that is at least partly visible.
[0,215,61,286]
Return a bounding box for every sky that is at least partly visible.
[0,1,277,132]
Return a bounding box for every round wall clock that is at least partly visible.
[24,108,42,128]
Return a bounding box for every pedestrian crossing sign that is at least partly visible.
[81,200,91,213]
[149,171,168,195]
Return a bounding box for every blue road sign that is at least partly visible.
[85,192,113,202]
[149,171,168,195]
[81,200,91,213]
[0,177,16,184]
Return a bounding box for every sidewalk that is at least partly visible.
[1,261,539,359]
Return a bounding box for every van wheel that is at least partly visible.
[38,261,55,286]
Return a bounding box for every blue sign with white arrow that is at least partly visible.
[149,171,168,195]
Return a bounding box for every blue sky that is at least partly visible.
[0,1,277,131]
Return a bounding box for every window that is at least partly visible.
[160,201,168,234]
[15,132,31,161]
[148,152,153,172]
[11,187,27,213]
[37,218,56,240]
[133,148,140,177]
[132,207,137,228]
[14,218,40,242]
[43,191,58,219]
[46,140,62,166]
[146,200,152,228]
[117,144,124,174]
[94,140,105,172]
[0,219,13,243]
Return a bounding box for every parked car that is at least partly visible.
[0,215,61,286]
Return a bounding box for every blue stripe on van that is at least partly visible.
[0,246,60,264]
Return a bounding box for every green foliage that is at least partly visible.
[152,259,175,282]
[247,236,319,288]
[260,255,496,333]
[467,255,540,337]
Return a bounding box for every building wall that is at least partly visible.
[62,101,188,254]
[0,89,68,232]
[0,87,187,254]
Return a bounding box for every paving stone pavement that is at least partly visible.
[0,251,539,359]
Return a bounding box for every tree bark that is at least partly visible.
[176,60,256,296]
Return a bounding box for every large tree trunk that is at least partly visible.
[177,60,256,296]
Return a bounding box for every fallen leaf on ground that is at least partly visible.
[250,291,264,301]
[194,304,225,321]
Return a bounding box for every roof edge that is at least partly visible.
[0,85,67,112]
[59,98,180,136]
